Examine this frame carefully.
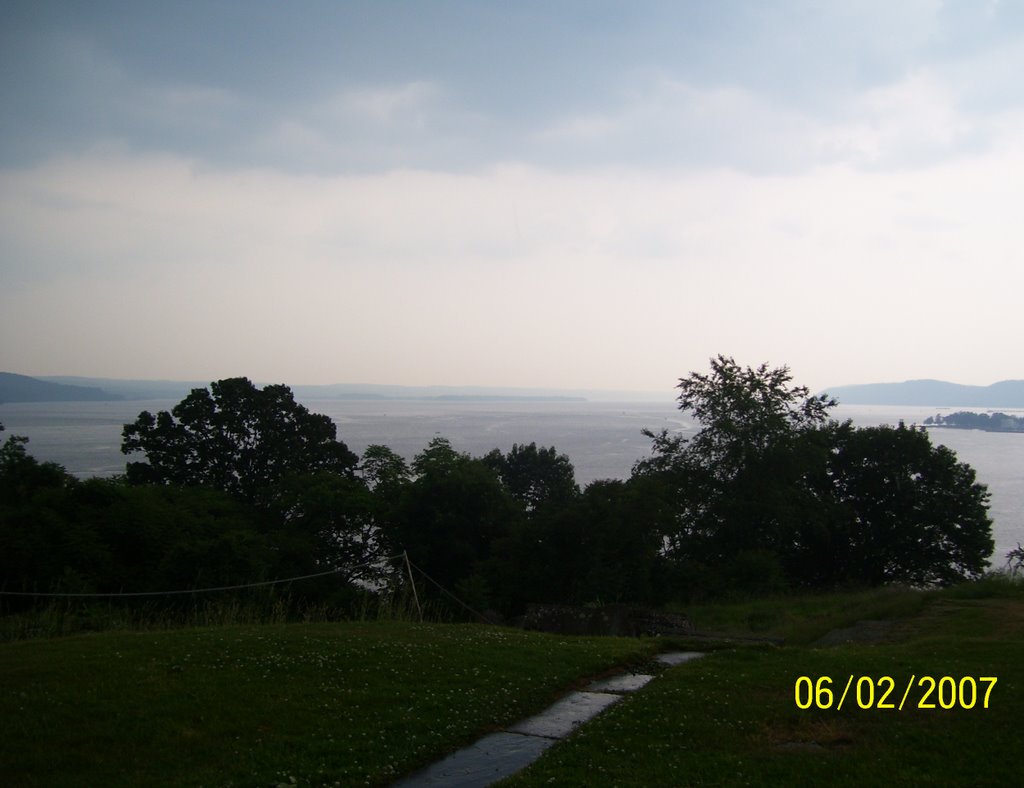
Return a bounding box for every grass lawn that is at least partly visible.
[3,583,1021,787]
[506,585,1024,786]
[0,621,652,786]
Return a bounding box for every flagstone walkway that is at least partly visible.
[394,652,705,787]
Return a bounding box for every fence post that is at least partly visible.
[403,551,423,622]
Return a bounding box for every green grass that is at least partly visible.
[506,584,1024,786]
[0,621,652,787]
[677,585,938,645]
[4,582,1022,787]
[0,587,419,643]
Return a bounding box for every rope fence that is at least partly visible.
[403,556,499,626]
[0,553,407,599]
[1,551,498,630]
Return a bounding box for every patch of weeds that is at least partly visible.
[758,716,856,751]
[943,572,1024,600]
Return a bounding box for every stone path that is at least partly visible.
[394,652,705,787]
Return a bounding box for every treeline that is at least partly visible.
[924,411,1024,432]
[0,359,997,618]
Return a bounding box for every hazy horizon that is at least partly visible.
[3,2,1023,392]
[7,369,1024,408]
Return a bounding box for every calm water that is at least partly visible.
[1,399,1020,565]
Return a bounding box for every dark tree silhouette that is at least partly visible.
[121,377,358,506]
[483,442,579,514]
[636,356,993,590]
[826,423,993,585]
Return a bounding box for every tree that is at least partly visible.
[824,423,992,586]
[635,356,838,572]
[669,354,835,481]
[545,478,667,605]
[392,437,520,608]
[1,428,273,594]
[64,479,273,594]
[121,377,358,506]
[1,430,91,593]
[483,442,579,514]
[410,436,465,478]
[636,356,993,592]
[360,444,412,496]
[1,427,71,503]
[1007,543,1024,577]
[269,471,392,588]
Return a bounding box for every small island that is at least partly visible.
[923,410,1024,433]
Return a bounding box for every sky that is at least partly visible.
[2,0,1023,395]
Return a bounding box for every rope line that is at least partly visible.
[404,557,498,626]
[2,552,499,630]
[0,553,406,598]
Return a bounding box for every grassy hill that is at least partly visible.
[2,583,1021,786]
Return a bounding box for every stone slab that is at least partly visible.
[394,731,554,787]
[586,673,655,693]
[656,651,706,666]
[506,690,622,739]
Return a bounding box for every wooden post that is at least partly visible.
[403,551,423,622]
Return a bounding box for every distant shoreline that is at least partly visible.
[925,425,1024,434]
[319,394,588,403]
[824,379,1024,409]
[3,372,666,404]
[922,410,1024,434]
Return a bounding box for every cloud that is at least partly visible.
[335,81,442,125]
[532,76,822,172]
[529,55,1024,175]
[6,2,1024,395]
[3,140,1024,388]
[6,1,1023,178]
[818,70,974,167]
[241,80,496,172]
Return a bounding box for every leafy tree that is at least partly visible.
[636,356,993,592]
[542,478,667,605]
[1007,543,1024,577]
[410,436,466,478]
[360,444,412,495]
[635,356,838,572]
[118,379,388,593]
[1,438,272,595]
[483,442,579,514]
[487,474,671,611]
[269,471,393,588]
[0,432,95,593]
[667,354,835,480]
[65,479,273,593]
[354,444,414,580]
[1,428,71,503]
[121,377,358,506]
[393,438,519,607]
[824,423,993,586]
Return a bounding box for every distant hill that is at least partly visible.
[289,383,593,402]
[30,376,668,403]
[823,379,1024,408]
[0,372,121,403]
[39,376,207,401]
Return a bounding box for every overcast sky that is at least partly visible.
[2,1,1022,395]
